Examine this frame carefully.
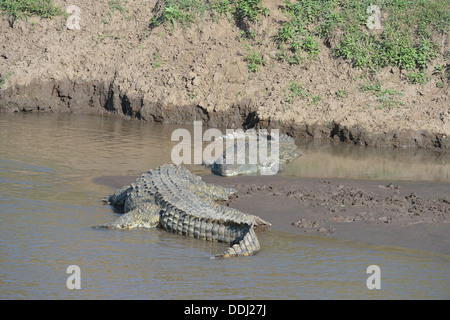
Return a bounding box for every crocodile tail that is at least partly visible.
[212,227,260,259]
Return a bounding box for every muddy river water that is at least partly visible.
[0,113,448,299]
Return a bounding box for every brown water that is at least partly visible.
[0,113,449,299]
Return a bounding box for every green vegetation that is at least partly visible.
[1,0,447,94]
[244,44,265,72]
[278,0,448,76]
[360,81,405,109]
[146,0,448,87]
[276,0,329,63]
[336,90,347,100]
[188,91,197,99]
[0,71,13,89]
[146,0,448,86]
[311,95,322,104]
[91,32,121,46]
[156,0,201,27]
[234,0,268,23]
[152,50,164,68]
[0,0,63,20]
[150,0,268,29]
[284,81,309,104]
[406,71,428,85]
[432,64,450,87]
[108,0,127,13]
[102,0,128,24]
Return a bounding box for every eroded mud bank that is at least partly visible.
[1,78,448,151]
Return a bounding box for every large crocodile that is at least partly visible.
[205,131,300,176]
[98,164,270,258]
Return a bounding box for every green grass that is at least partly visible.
[0,0,64,20]
[300,34,320,59]
[153,0,206,28]
[432,64,450,86]
[311,95,322,104]
[284,81,309,104]
[336,90,347,100]
[244,45,265,72]
[406,71,429,84]
[3,0,447,89]
[91,32,120,46]
[152,50,164,68]
[234,0,268,23]
[150,0,268,29]
[0,71,13,89]
[108,0,127,13]
[277,0,449,78]
[148,0,448,85]
[360,80,405,109]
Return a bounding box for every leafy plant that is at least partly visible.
[432,64,450,86]
[406,72,428,84]
[301,35,320,59]
[336,90,347,99]
[163,2,194,27]
[360,81,405,109]
[277,0,448,79]
[210,0,232,17]
[0,0,64,20]
[108,0,127,13]
[234,0,268,23]
[152,50,164,68]
[285,81,309,104]
[311,95,322,104]
[0,71,13,89]
[244,45,265,72]
[150,0,268,30]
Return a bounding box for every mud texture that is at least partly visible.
[202,175,450,256]
[0,1,449,150]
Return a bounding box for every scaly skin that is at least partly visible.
[98,164,270,258]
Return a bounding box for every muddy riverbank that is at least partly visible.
[97,173,450,256]
[1,0,449,150]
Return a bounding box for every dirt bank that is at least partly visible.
[0,1,449,150]
[95,173,450,256]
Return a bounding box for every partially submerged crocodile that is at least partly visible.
[98,164,270,258]
[205,131,300,176]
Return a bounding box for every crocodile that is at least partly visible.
[98,164,270,258]
[205,131,300,176]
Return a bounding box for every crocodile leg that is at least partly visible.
[106,185,132,206]
[98,203,161,229]
[249,215,271,228]
[205,183,237,200]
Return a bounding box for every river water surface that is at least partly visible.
[0,113,448,299]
